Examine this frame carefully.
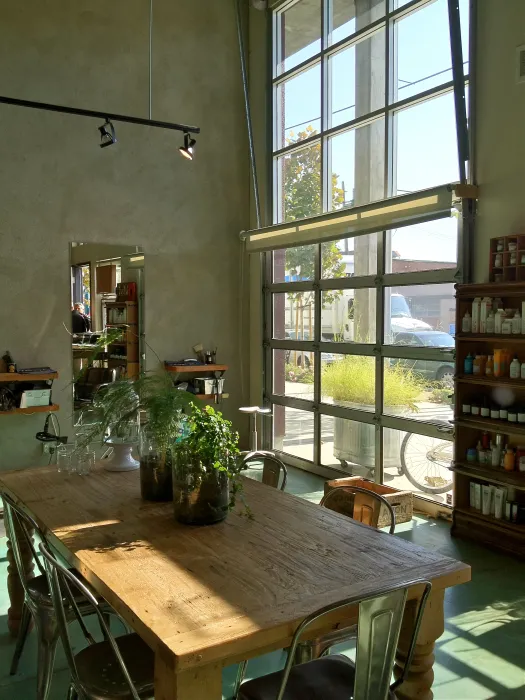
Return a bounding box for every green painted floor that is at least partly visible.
[1,467,524,699]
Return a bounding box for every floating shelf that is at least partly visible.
[195,393,230,400]
[452,461,525,490]
[164,364,228,374]
[0,372,58,382]
[0,404,59,416]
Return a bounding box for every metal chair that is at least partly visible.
[320,485,396,535]
[238,580,432,700]
[2,493,114,700]
[239,407,288,490]
[39,542,154,700]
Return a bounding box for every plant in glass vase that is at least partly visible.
[172,403,247,525]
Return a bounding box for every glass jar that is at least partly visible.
[139,430,173,501]
[172,449,230,525]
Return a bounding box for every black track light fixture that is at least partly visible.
[179,132,196,160]
[99,118,117,148]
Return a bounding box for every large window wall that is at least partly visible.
[265,0,470,503]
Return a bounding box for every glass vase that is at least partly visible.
[172,450,229,525]
[138,430,173,502]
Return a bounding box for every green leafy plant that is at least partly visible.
[173,404,249,516]
[322,356,423,410]
[285,362,314,384]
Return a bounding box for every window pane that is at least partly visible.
[273,292,315,340]
[322,233,378,279]
[322,354,375,411]
[385,284,456,343]
[322,289,376,343]
[329,0,385,45]
[273,405,314,461]
[394,91,459,194]
[276,0,321,75]
[382,358,454,421]
[383,427,453,503]
[328,28,385,129]
[275,64,321,150]
[321,414,376,477]
[329,118,385,210]
[273,349,314,399]
[275,141,322,223]
[273,245,316,283]
[385,219,458,272]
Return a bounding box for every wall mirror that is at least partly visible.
[70,242,144,427]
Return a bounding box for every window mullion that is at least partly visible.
[314,243,322,465]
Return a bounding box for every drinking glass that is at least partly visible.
[56,444,76,474]
[77,450,95,476]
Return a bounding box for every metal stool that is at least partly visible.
[239,406,288,491]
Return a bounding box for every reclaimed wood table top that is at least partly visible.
[0,465,471,678]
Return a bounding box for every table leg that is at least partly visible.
[394,588,445,700]
[154,652,222,700]
[6,521,35,637]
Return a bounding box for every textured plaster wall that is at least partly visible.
[474,0,525,281]
[0,0,249,469]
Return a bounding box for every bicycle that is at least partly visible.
[399,419,453,495]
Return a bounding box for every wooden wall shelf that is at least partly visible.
[164,364,228,374]
[195,393,230,400]
[0,372,58,382]
[452,461,525,490]
[0,404,59,416]
[456,375,525,388]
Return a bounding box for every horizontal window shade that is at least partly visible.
[243,185,454,253]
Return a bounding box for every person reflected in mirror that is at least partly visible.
[72,303,91,333]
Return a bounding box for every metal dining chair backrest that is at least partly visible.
[320,485,396,534]
[1,492,47,596]
[274,579,432,700]
[240,451,288,491]
[38,542,142,700]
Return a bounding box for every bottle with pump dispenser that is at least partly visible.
[471,297,481,333]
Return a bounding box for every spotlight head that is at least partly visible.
[179,132,196,160]
[99,119,117,148]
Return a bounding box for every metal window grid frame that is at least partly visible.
[261,0,473,484]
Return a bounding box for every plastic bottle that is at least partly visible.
[510,355,521,379]
[495,308,505,334]
[486,311,495,334]
[473,354,484,376]
[464,353,474,375]
[461,311,472,333]
[513,310,522,334]
[485,355,494,376]
[476,440,484,462]
[504,447,516,472]
[521,361,525,380]
[480,297,493,334]
[472,297,482,333]
[494,349,504,377]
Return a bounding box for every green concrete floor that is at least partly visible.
[1,466,524,699]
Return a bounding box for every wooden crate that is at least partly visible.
[324,477,413,529]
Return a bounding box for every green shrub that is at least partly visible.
[285,362,314,384]
[322,356,423,409]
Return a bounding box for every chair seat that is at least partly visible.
[239,654,397,700]
[75,633,154,700]
[27,569,90,607]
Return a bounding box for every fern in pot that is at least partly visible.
[172,404,243,525]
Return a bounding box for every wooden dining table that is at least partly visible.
[0,465,470,700]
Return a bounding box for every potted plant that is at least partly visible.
[322,356,422,476]
[77,371,195,501]
[172,404,244,525]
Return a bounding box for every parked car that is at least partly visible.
[391,330,455,385]
[284,331,336,368]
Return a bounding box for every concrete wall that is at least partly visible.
[0,0,249,469]
[474,0,525,281]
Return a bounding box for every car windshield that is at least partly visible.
[418,333,454,347]
[391,294,411,318]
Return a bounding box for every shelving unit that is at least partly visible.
[489,234,525,283]
[453,282,525,557]
[104,301,139,379]
[164,363,228,401]
[0,372,59,415]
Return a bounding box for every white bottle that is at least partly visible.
[495,308,505,334]
[510,355,521,379]
[486,311,495,334]
[480,297,492,334]
[502,317,513,335]
[472,297,482,333]
[521,361,525,379]
[461,311,472,333]
[513,310,522,334]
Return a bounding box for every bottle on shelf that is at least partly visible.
[502,316,513,335]
[485,355,494,376]
[504,447,516,472]
[521,361,525,380]
[495,308,505,334]
[513,310,522,335]
[464,352,474,375]
[472,297,482,333]
[2,350,16,373]
[461,311,472,333]
[510,355,521,379]
[473,354,484,376]
[486,311,495,334]
[480,297,492,334]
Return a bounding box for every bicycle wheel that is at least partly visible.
[400,432,453,494]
